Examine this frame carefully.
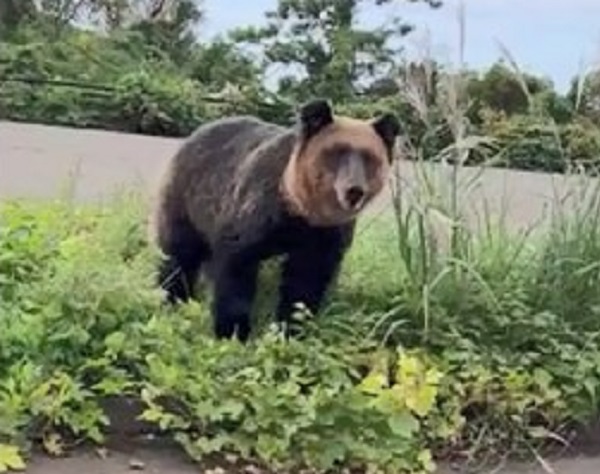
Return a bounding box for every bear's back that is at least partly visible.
[175,115,285,173]
[161,115,296,248]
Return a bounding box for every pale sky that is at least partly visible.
[200,0,600,93]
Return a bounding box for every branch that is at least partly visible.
[149,0,166,19]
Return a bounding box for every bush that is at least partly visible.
[560,119,600,171]
[0,31,286,135]
[2,30,600,173]
[475,110,600,173]
[108,70,209,136]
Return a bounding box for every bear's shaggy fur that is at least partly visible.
[149,99,400,341]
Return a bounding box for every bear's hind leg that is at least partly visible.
[156,217,210,304]
[211,254,260,342]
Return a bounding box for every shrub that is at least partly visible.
[477,111,566,172]
[108,70,209,136]
[559,119,600,171]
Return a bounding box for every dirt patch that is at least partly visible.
[23,441,600,474]
[21,397,600,474]
[25,442,198,474]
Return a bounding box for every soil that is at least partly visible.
[21,437,600,474]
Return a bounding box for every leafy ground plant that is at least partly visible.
[1,160,600,473]
[0,193,453,474]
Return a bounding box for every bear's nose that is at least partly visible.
[345,186,365,208]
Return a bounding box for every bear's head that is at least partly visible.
[281,98,401,226]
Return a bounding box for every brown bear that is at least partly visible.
[149,98,400,342]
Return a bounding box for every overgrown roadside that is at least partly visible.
[2,162,600,473]
[3,3,600,473]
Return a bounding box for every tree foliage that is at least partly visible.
[569,68,600,126]
[231,0,442,102]
[126,0,203,65]
[466,62,551,117]
[0,0,37,38]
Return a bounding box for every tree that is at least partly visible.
[0,0,148,37]
[126,0,203,65]
[467,61,551,117]
[188,38,260,88]
[0,0,36,38]
[231,0,442,103]
[568,69,600,125]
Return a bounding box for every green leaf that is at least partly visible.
[104,331,126,353]
[418,449,436,472]
[220,400,245,418]
[0,444,25,473]
[256,433,287,461]
[358,371,387,395]
[388,411,419,438]
[316,442,347,469]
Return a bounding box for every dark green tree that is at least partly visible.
[467,61,551,117]
[231,0,442,103]
[0,0,36,38]
[127,0,203,65]
[188,38,260,88]
[568,69,600,125]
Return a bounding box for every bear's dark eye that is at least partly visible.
[321,143,383,178]
[322,143,352,171]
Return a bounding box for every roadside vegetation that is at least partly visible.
[2,1,600,473]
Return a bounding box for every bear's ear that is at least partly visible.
[371,112,401,152]
[298,98,334,139]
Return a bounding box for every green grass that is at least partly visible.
[1,168,600,474]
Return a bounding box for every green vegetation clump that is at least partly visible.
[1,163,600,473]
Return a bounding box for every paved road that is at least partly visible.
[1,120,594,232]
[2,120,600,474]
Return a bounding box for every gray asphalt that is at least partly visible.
[1,120,600,474]
[1,120,593,232]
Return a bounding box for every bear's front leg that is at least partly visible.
[211,254,260,342]
[276,234,348,337]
